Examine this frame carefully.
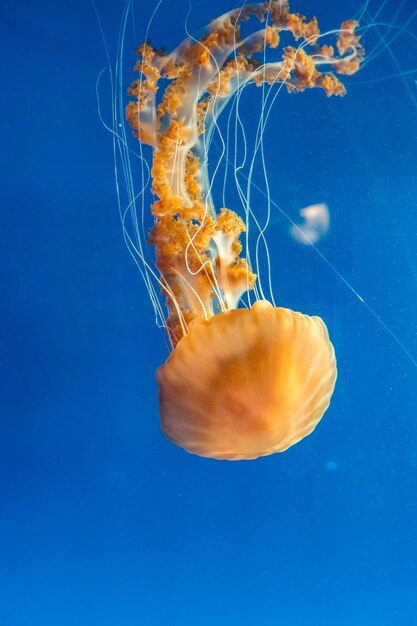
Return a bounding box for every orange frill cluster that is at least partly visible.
[126,0,364,344]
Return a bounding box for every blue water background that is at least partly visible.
[1,0,417,624]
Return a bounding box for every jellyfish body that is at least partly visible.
[125,1,363,459]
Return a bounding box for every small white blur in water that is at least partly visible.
[290,203,330,245]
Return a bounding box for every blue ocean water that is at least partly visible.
[1,1,416,624]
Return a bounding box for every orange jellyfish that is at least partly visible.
[124,0,364,460]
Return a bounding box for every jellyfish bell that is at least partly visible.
[158,300,337,460]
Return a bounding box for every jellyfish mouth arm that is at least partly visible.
[156,14,362,119]
[151,29,277,209]
[212,231,250,310]
[137,4,301,201]
[193,33,365,177]
[131,7,364,204]
[172,265,214,319]
[126,2,364,343]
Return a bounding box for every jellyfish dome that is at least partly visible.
[158,301,336,460]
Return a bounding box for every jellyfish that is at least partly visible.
[124,0,364,460]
